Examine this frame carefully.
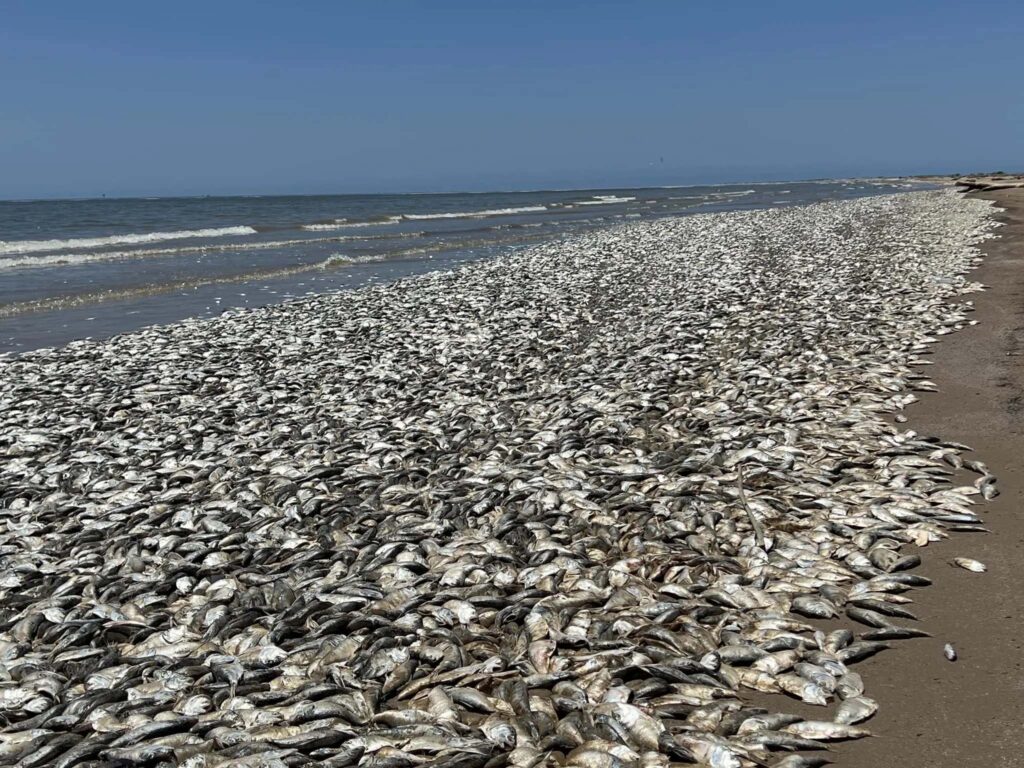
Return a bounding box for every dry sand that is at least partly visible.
[837,188,1024,766]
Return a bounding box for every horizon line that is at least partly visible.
[0,172,940,204]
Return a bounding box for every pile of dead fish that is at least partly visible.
[0,190,997,767]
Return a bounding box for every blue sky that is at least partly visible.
[2,1,1021,198]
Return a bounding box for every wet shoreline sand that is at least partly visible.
[838,187,1024,767]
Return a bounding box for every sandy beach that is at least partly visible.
[838,187,1024,767]
[0,188,1015,767]
[5,2,1022,764]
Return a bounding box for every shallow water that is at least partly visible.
[0,179,930,353]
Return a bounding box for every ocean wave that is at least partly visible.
[0,221,577,317]
[574,196,637,206]
[0,238,324,271]
[402,206,547,220]
[0,232,427,271]
[0,262,318,319]
[302,217,402,230]
[710,189,756,197]
[0,226,258,256]
[490,222,547,230]
[0,250,414,318]
[305,207,547,227]
[318,253,390,268]
[319,254,354,268]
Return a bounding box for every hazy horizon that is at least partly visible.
[0,170,949,204]
[3,0,1021,199]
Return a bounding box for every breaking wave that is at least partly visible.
[574,196,637,206]
[302,217,403,230]
[712,189,756,197]
[0,232,427,271]
[0,226,258,256]
[402,206,548,220]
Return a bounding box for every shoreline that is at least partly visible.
[0,180,927,356]
[835,187,1024,767]
[0,190,1007,766]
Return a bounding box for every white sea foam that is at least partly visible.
[302,217,402,230]
[319,254,353,268]
[0,228,434,271]
[0,235,359,271]
[574,196,637,206]
[318,253,389,268]
[711,189,756,197]
[402,206,547,220]
[0,226,258,256]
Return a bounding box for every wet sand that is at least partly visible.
[839,187,1024,766]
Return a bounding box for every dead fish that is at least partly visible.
[834,695,878,725]
[770,757,833,768]
[952,557,987,573]
[101,745,177,764]
[976,475,999,499]
[791,596,837,619]
[860,626,931,641]
[846,606,894,629]
[783,720,871,741]
[0,191,997,767]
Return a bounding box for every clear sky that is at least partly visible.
[2,0,1021,198]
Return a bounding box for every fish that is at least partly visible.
[0,189,998,765]
[771,757,833,768]
[952,557,987,573]
[783,720,871,741]
[834,695,878,725]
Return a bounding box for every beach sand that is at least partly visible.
[838,187,1024,766]
[0,189,1010,765]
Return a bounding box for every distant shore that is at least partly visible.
[909,172,1024,192]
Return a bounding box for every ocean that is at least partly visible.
[0,179,929,354]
